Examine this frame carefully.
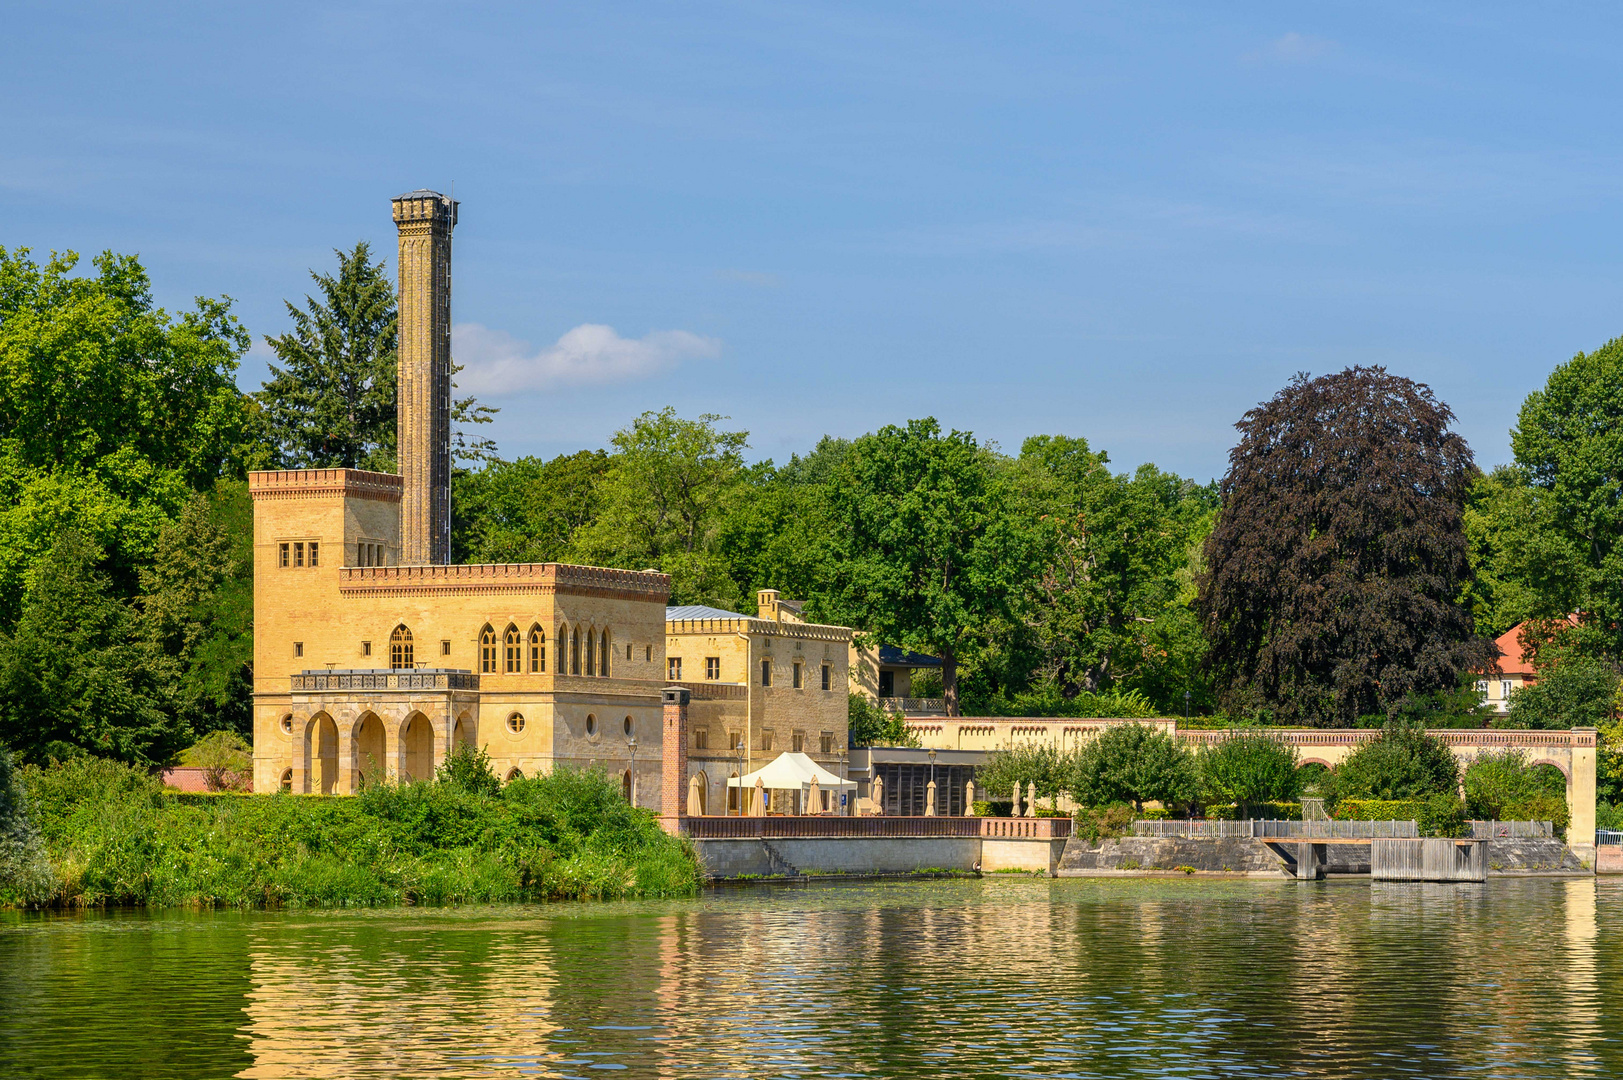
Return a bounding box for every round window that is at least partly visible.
[280,714,293,734]
[507,713,525,734]
[623,716,634,737]
[586,714,597,736]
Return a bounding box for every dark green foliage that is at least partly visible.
[846,694,920,748]
[139,482,254,738]
[1069,723,1197,813]
[6,757,700,908]
[1197,730,1301,814]
[1200,367,1492,726]
[0,533,182,765]
[819,418,1030,715]
[255,242,399,470]
[452,450,610,564]
[968,683,1160,719]
[1204,801,1302,821]
[1503,656,1619,730]
[1462,750,1570,826]
[435,741,502,798]
[1383,680,1500,729]
[1330,794,1469,838]
[1328,722,1459,804]
[1072,803,1135,843]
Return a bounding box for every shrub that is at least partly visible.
[435,742,502,798]
[1597,801,1623,831]
[182,730,252,792]
[5,758,700,908]
[1198,730,1301,815]
[971,800,1013,817]
[1205,801,1302,821]
[1073,803,1134,844]
[1416,793,1469,838]
[847,694,921,747]
[0,743,53,903]
[1463,750,1569,826]
[1070,724,1196,814]
[1329,721,1458,805]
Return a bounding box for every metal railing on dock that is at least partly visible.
[1132,819,1419,839]
[1598,830,1623,847]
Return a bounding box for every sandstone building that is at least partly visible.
[251,192,855,814]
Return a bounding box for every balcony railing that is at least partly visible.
[880,697,948,716]
[291,668,479,692]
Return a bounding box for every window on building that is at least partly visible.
[585,628,596,677]
[280,768,293,792]
[761,730,774,752]
[293,541,305,567]
[729,731,742,751]
[440,639,451,656]
[586,713,597,736]
[626,643,632,661]
[507,713,525,734]
[280,714,293,734]
[600,630,611,677]
[645,645,652,662]
[529,625,546,672]
[1502,680,1514,700]
[669,657,683,680]
[571,627,581,675]
[793,662,803,689]
[480,625,497,674]
[761,659,772,687]
[391,625,414,669]
[308,541,319,567]
[792,732,804,753]
[1475,680,1490,699]
[623,715,634,737]
[293,641,303,658]
[694,729,709,749]
[706,657,721,680]
[504,624,522,673]
[279,543,290,568]
[822,664,831,691]
[728,774,739,811]
[361,641,371,657]
[820,731,834,754]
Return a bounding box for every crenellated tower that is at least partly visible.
[391,189,457,565]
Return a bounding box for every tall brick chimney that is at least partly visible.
[661,686,691,835]
[391,189,457,565]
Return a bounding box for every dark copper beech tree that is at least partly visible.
[1198,367,1492,726]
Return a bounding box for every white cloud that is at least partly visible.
[453,322,721,395]
[1244,32,1334,65]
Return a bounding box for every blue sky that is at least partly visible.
[7,3,1623,480]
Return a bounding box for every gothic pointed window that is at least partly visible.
[504,624,521,673]
[528,625,546,673]
[600,630,610,677]
[390,625,414,669]
[585,626,596,677]
[480,625,497,674]
[570,626,580,675]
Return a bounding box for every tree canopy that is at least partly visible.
[1200,367,1491,726]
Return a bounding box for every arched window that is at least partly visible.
[528,625,546,672]
[585,626,596,677]
[504,624,522,673]
[504,767,523,783]
[480,625,497,674]
[571,626,581,675]
[622,770,633,801]
[390,625,414,669]
[600,630,610,677]
[280,768,293,793]
[507,712,525,734]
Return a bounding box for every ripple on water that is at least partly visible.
[0,878,1619,1078]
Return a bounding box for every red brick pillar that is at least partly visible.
[660,686,690,836]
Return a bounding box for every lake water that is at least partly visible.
[1,877,1617,1079]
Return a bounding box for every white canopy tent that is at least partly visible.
[728,752,857,814]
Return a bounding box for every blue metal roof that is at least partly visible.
[666,604,752,621]
[878,645,942,667]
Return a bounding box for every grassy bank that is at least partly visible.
[2,754,702,908]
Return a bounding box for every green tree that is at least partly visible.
[256,242,399,470]
[139,483,254,737]
[1329,722,1459,803]
[571,408,751,607]
[1200,367,1492,726]
[846,694,920,748]
[0,533,182,765]
[977,742,1070,800]
[820,418,1030,715]
[256,242,496,472]
[1198,730,1302,814]
[1508,336,1623,657]
[453,450,611,564]
[1503,655,1618,730]
[1462,749,1568,824]
[1069,723,1196,813]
